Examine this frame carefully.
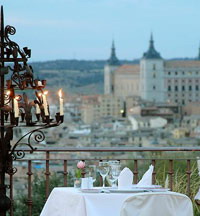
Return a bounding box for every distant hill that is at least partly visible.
[30,59,136,95]
[30,58,196,95]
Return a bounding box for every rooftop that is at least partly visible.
[115,64,140,74]
[165,60,200,68]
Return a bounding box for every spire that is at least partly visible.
[150,32,154,48]
[111,39,116,58]
[107,40,120,66]
[143,33,162,59]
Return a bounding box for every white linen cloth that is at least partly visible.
[137,165,154,187]
[40,188,193,216]
[118,167,133,189]
[120,192,193,216]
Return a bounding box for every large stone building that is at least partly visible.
[104,35,200,105]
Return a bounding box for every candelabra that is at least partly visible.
[0,6,64,215]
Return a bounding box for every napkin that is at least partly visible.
[137,165,154,187]
[118,167,133,189]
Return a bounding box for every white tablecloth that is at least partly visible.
[40,187,193,216]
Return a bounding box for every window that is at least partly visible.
[153,85,156,90]
[182,100,185,105]
[168,71,171,75]
[196,85,199,91]
[175,71,178,75]
[182,71,185,75]
[189,86,192,91]
[153,64,156,70]
[182,86,185,91]
[153,73,156,78]
[175,86,178,91]
[168,86,171,91]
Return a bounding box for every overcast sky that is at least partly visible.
[2,0,200,61]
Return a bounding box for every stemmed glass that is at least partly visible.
[110,164,121,187]
[88,165,97,185]
[98,161,110,188]
[107,171,117,188]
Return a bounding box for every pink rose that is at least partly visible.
[77,161,85,169]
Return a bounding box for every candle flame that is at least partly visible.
[38,92,42,97]
[6,90,11,96]
[15,96,20,101]
[43,90,48,95]
[58,89,62,98]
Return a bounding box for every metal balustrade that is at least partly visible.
[8,146,200,216]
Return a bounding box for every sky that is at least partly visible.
[1,0,200,61]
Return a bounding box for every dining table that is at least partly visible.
[40,187,193,216]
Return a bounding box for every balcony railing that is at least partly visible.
[8,146,200,216]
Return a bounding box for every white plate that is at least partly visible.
[80,189,101,193]
[132,185,162,189]
[146,188,170,192]
[109,188,148,193]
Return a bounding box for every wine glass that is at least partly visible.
[108,160,120,166]
[88,165,97,184]
[107,170,117,188]
[110,164,121,187]
[98,161,109,188]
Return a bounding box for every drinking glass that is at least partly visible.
[98,162,109,188]
[88,165,97,184]
[110,164,121,187]
[108,160,120,166]
[107,171,117,188]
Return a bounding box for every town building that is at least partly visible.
[104,35,200,105]
[81,94,124,124]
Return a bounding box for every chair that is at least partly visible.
[120,192,193,216]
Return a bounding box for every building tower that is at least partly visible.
[140,34,165,102]
[104,40,120,94]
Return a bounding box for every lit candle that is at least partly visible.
[35,103,40,114]
[58,89,64,116]
[42,91,49,116]
[35,93,42,114]
[14,96,19,118]
[4,90,10,105]
[38,81,43,87]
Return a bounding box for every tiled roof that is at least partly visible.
[115,64,140,74]
[165,60,200,68]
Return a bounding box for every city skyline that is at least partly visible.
[2,0,200,61]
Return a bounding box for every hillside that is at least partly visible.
[30,58,194,95]
[30,59,136,94]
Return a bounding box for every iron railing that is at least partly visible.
[8,146,200,216]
